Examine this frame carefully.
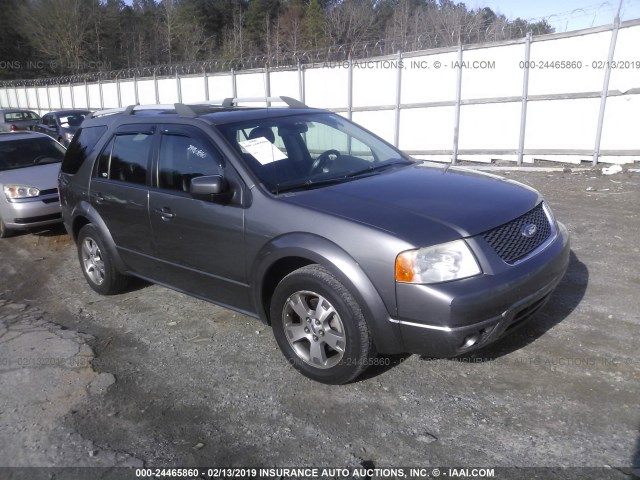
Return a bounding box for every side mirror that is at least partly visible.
[189,175,230,202]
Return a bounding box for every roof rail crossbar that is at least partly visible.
[174,103,197,118]
[221,96,307,108]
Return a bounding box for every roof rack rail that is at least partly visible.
[221,96,307,108]
[87,103,200,120]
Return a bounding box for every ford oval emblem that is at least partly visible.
[521,224,537,238]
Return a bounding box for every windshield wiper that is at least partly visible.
[275,177,350,194]
[344,159,412,179]
[274,160,412,194]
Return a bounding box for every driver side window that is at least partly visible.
[158,131,224,193]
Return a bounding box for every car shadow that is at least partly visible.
[443,249,588,362]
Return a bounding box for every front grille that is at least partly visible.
[483,203,552,264]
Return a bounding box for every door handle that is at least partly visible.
[154,207,175,220]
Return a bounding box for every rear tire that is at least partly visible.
[77,225,128,295]
[270,265,375,384]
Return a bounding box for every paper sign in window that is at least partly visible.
[239,137,287,165]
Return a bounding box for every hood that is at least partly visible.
[0,162,61,190]
[280,163,541,246]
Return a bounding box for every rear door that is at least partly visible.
[147,124,249,310]
[89,123,156,273]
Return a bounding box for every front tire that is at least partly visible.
[270,265,375,384]
[77,225,128,295]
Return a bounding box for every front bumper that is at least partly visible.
[392,221,570,357]
[0,192,62,230]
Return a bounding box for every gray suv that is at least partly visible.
[59,98,570,384]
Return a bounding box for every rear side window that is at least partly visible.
[61,126,107,174]
[96,133,153,185]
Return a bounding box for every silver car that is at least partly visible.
[0,109,41,132]
[0,132,65,238]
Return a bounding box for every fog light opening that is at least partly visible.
[462,333,480,349]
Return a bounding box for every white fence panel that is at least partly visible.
[27,88,38,110]
[101,82,119,108]
[87,83,101,109]
[208,74,234,100]
[61,86,72,108]
[402,51,459,104]
[270,70,300,100]
[304,67,348,109]
[37,87,49,111]
[137,79,156,104]
[526,98,600,150]
[180,76,206,103]
[458,103,521,150]
[352,110,395,143]
[609,26,640,93]
[600,94,640,151]
[528,31,610,95]
[462,44,524,100]
[353,62,397,108]
[236,72,267,98]
[120,80,136,106]
[400,106,455,151]
[157,78,179,104]
[17,88,28,108]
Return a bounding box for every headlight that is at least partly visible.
[4,185,40,199]
[395,240,481,284]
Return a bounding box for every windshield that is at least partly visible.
[0,137,66,171]
[218,112,412,193]
[59,113,88,128]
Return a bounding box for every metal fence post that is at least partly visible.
[70,82,75,108]
[203,67,209,101]
[99,79,104,109]
[593,4,622,166]
[347,56,353,121]
[517,32,532,165]
[46,84,51,111]
[84,79,89,109]
[14,85,19,107]
[176,72,182,103]
[231,69,237,98]
[297,61,304,103]
[452,45,463,164]
[116,75,122,107]
[265,65,271,106]
[35,84,41,113]
[154,70,159,104]
[24,85,29,109]
[394,50,403,147]
[134,75,139,105]
[58,83,63,109]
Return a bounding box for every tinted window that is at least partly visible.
[158,133,223,192]
[0,137,66,171]
[97,133,152,185]
[61,126,107,174]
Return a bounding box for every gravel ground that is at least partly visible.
[0,169,638,479]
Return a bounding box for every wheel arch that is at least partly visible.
[70,201,127,273]
[251,232,404,354]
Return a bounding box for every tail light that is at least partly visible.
[9,124,18,132]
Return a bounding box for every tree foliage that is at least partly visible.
[0,0,554,79]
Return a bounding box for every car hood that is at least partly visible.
[0,162,61,190]
[280,163,541,246]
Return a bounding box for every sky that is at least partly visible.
[470,0,640,31]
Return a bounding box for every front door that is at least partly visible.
[148,124,249,311]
